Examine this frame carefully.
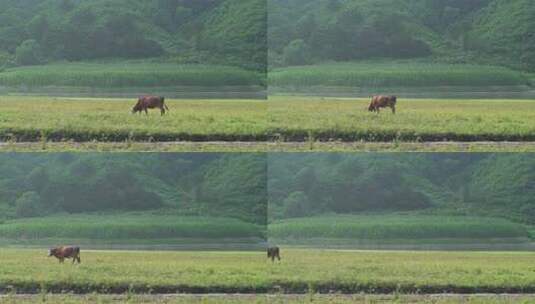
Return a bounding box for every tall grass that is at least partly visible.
[0,213,265,240]
[269,62,529,87]
[3,249,535,294]
[0,97,268,142]
[0,62,265,87]
[268,97,535,142]
[268,214,528,240]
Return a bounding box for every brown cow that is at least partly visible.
[48,246,81,264]
[368,95,397,114]
[267,246,281,262]
[132,96,169,116]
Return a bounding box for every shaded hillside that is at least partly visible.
[268,154,535,224]
[0,154,267,224]
[0,0,266,70]
[268,0,534,71]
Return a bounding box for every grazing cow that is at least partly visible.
[267,246,281,262]
[132,96,169,116]
[48,246,81,264]
[368,95,397,114]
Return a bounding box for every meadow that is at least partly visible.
[268,96,535,142]
[0,213,265,247]
[3,96,535,143]
[0,62,265,88]
[268,62,531,88]
[0,96,267,142]
[2,249,535,294]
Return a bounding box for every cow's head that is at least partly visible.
[368,103,376,112]
[390,96,397,103]
[132,103,141,114]
[48,248,56,257]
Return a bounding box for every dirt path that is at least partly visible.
[2,141,535,152]
[4,293,535,303]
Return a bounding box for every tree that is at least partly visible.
[282,39,310,66]
[283,191,309,218]
[15,191,42,218]
[15,39,42,66]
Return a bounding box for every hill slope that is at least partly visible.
[268,0,534,71]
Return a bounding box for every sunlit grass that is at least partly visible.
[1,249,535,294]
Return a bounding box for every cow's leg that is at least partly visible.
[161,106,165,116]
[144,108,148,115]
[391,105,396,114]
[59,257,64,263]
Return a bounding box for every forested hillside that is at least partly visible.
[268,0,535,71]
[0,154,267,224]
[268,154,535,224]
[0,0,266,70]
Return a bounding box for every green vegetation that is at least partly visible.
[0,97,267,142]
[4,96,535,143]
[268,97,535,142]
[0,0,266,71]
[269,61,530,88]
[0,213,264,244]
[0,62,265,88]
[269,215,528,242]
[268,154,535,225]
[2,249,535,294]
[269,0,534,71]
[0,154,266,225]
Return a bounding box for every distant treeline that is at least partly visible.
[268,154,535,224]
[0,154,267,224]
[269,0,535,71]
[0,0,266,70]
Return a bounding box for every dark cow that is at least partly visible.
[368,95,397,114]
[267,246,281,262]
[48,246,81,264]
[132,96,169,116]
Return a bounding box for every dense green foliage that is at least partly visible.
[0,154,267,224]
[0,213,264,241]
[269,0,535,71]
[269,215,528,240]
[0,0,266,70]
[268,154,535,225]
[0,62,265,87]
[2,249,535,294]
[269,62,529,88]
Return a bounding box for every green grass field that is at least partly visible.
[3,96,535,143]
[268,96,535,142]
[0,96,267,142]
[268,215,529,243]
[0,62,265,88]
[2,249,535,294]
[269,62,530,88]
[0,213,264,247]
